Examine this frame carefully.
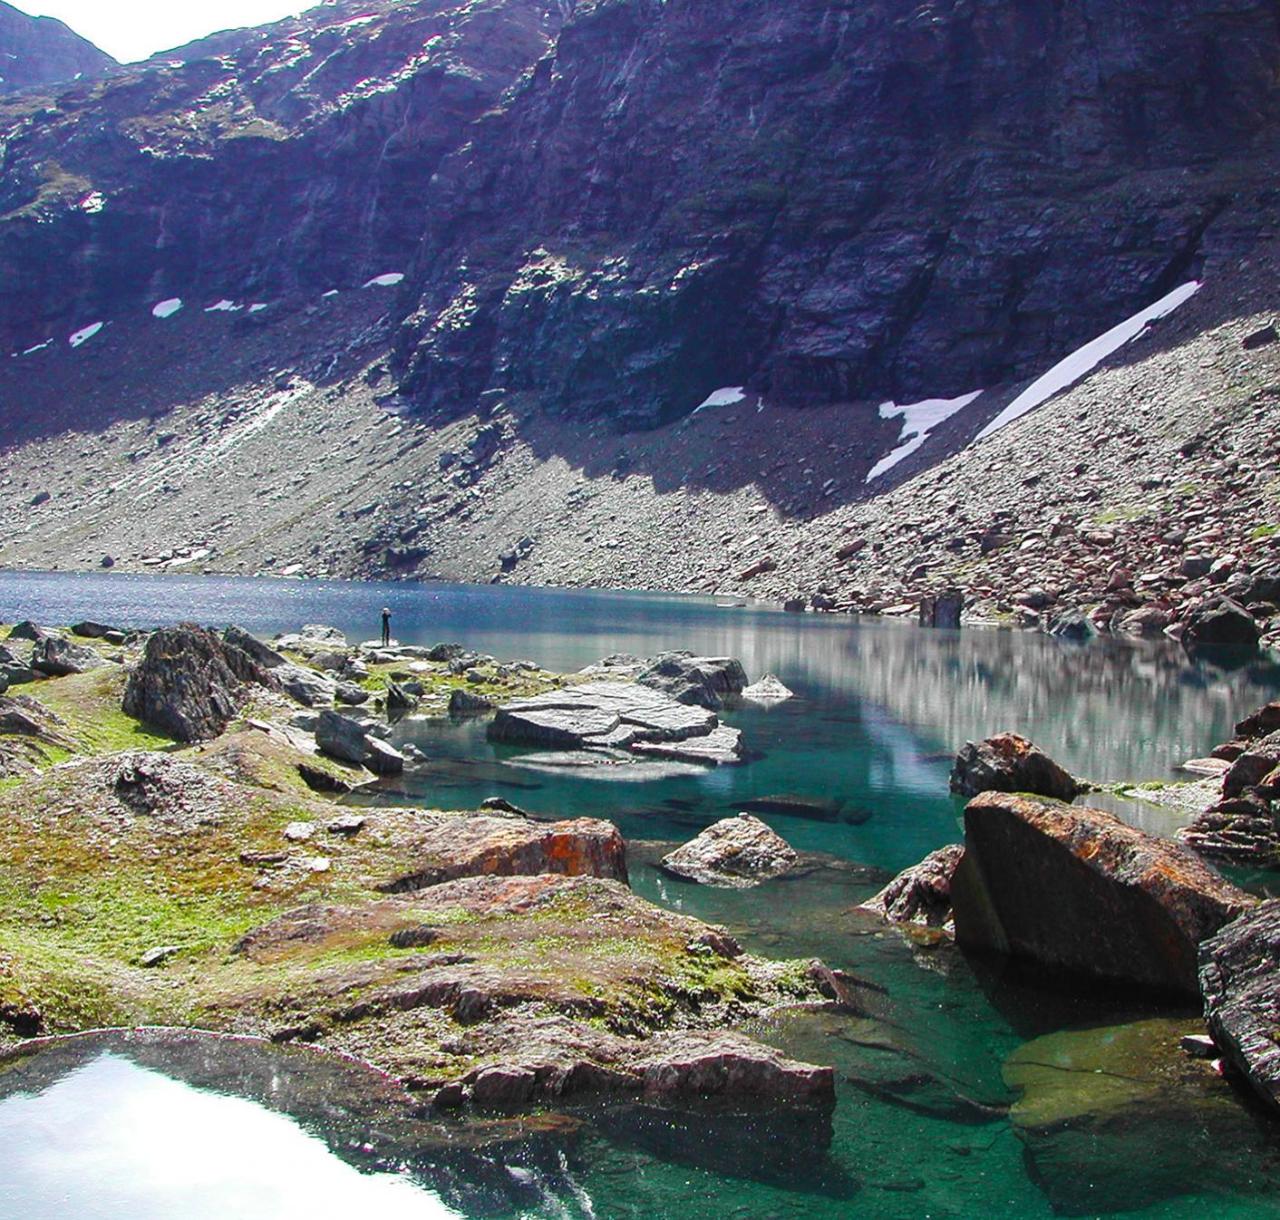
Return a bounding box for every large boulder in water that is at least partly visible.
[952,793,1255,996]
[637,652,747,710]
[950,733,1081,801]
[1200,900,1280,1115]
[315,710,404,775]
[861,844,965,931]
[659,815,798,888]
[122,624,274,742]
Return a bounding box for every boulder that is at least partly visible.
[741,674,794,704]
[1200,900,1280,1114]
[377,815,628,893]
[7,621,52,643]
[70,621,121,640]
[952,793,1255,995]
[0,644,36,686]
[449,687,495,717]
[222,625,287,668]
[31,635,104,677]
[659,815,798,888]
[949,733,1081,801]
[385,679,419,713]
[861,844,965,930]
[1047,611,1096,641]
[1182,597,1259,651]
[122,624,271,742]
[636,652,748,710]
[315,710,403,775]
[274,662,337,708]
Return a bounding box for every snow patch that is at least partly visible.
[248,303,269,313]
[363,272,405,288]
[79,192,105,214]
[322,289,340,298]
[693,386,746,414]
[152,298,183,319]
[866,390,984,483]
[205,300,242,313]
[19,340,51,356]
[68,322,103,349]
[976,282,1202,442]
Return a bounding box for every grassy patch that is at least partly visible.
[34,668,177,756]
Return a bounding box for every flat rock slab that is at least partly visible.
[952,792,1255,995]
[490,682,741,766]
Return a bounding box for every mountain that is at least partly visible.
[1,0,1279,642]
[0,0,114,94]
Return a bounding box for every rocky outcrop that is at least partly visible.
[659,815,798,888]
[861,844,965,932]
[952,793,1255,995]
[0,694,76,777]
[1200,900,1280,1115]
[637,654,748,710]
[950,733,1082,802]
[0,1,114,95]
[377,815,628,893]
[30,635,103,677]
[488,681,743,766]
[121,624,273,742]
[1179,707,1280,865]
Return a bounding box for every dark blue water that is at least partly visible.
[3,570,1280,1217]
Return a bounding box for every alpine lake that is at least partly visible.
[3,569,1280,1219]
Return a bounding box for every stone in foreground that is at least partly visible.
[1200,899,1280,1115]
[861,844,965,931]
[950,732,1081,801]
[952,793,1254,995]
[660,815,798,888]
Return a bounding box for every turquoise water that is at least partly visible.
[3,571,1280,1216]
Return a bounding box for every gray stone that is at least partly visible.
[636,652,748,710]
[274,662,337,708]
[741,674,794,704]
[660,815,798,888]
[449,687,496,717]
[31,636,104,677]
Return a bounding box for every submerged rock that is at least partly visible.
[950,732,1082,801]
[952,792,1254,995]
[1200,899,1280,1115]
[659,815,798,888]
[861,844,965,932]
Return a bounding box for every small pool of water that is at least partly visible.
[3,570,1280,1217]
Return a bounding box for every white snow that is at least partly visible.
[322,289,340,298]
[205,299,242,313]
[976,281,1201,442]
[693,386,746,414]
[865,390,984,483]
[68,322,104,349]
[363,272,405,288]
[19,340,51,356]
[248,303,269,313]
[79,191,105,214]
[152,298,183,319]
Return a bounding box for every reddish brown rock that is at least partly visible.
[952,793,1255,995]
[861,844,965,931]
[376,815,628,894]
[950,733,1082,802]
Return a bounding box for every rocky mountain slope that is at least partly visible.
[0,0,113,95]
[2,0,1280,638]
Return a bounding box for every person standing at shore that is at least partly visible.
[380,607,392,647]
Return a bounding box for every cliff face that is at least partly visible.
[390,0,1280,427]
[0,0,562,348]
[0,1,114,95]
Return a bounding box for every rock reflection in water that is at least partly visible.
[0,1030,590,1219]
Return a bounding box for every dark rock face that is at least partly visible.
[861,844,965,931]
[0,1,114,95]
[1200,900,1280,1115]
[1182,597,1261,651]
[122,623,270,742]
[950,733,1081,801]
[659,814,798,889]
[0,0,563,350]
[952,792,1255,995]
[392,0,1280,427]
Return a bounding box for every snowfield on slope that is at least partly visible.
[976,282,1201,441]
[866,391,984,482]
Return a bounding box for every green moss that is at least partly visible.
[35,668,177,756]
[1251,524,1280,541]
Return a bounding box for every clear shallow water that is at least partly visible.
[4,570,1280,1217]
